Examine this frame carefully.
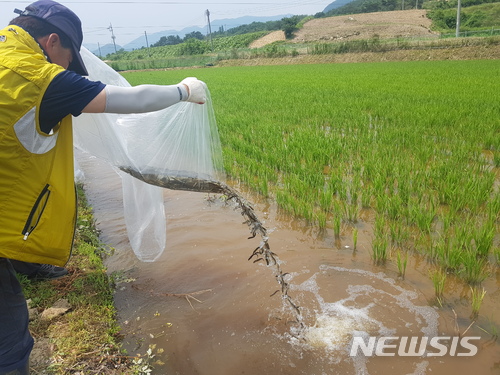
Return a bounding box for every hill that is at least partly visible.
[292,9,436,43]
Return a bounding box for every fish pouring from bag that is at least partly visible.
[119,166,306,337]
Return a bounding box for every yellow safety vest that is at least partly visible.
[0,25,76,266]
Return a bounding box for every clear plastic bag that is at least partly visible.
[73,47,224,261]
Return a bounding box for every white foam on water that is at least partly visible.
[283,265,440,373]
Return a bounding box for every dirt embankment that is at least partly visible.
[249,10,437,49]
[292,9,437,43]
[250,30,286,48]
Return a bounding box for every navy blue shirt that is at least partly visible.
[40,70,106,134]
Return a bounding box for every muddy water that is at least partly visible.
[77,152,500,375]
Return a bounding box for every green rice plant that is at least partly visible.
[385,194,404,220]
[316,211,327,230]
[461,249,489,285]
[332,200,343,237]
[389,221,409,248]
[431,268,447,305]
[470,286,487,319]
[374,214,386,237]
[408,195,437,234]
[319,190,333,212]
[372,234,389,265]
[432,237,463,271]
[396,250,408,279]
[361,187,373,208]
[353,227,358,250]
[473,219,495,258]
[333,214,341,239]
[440,209,456,234]
[343,201,359,223]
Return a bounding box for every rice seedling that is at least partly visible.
[316,211,327,230]
[333,214,342,239]
[473,219,495,258]
[343,200,359,223]
[374,214,386,237]
[431,268,447,305]
[361,187,373,208]
[470,286,487,319]
[389,221,409,248]
[408,195,437,234]
[372,236,389,265]
[353,227,358,250]
[396,250,408,279]
[461,249,490,285]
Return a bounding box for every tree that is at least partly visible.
[281,16,302,39]
[183,31,204,41]
[152,35,182,47]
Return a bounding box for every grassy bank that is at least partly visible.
[20,184,148,374]
[106,35,500,71]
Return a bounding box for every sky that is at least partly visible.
[1,0,334,46]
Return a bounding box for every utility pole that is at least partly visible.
[206,9,214,51]
[144,31,151,57]
[108,23,117,53]
[455,0,462,37]
[98,42,102,57]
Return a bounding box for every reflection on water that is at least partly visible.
[77,151,500,375]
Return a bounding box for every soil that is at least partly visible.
[293,9,437,43]
[249,30,286,48]
[249,10,437,49]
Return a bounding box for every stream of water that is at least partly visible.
[77,152,500,375]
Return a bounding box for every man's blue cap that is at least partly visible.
[14,0,88,75]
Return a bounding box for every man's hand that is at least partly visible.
[180,77,207,104]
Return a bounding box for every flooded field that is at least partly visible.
[78,152,500,375]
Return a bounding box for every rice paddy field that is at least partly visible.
[122,59,499,319]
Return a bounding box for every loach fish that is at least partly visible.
[118,166,227,194]
[118,165,306,337]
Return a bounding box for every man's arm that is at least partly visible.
[82,88,106,113]
[82,78,207,114]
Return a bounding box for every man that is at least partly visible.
[0,1,207,373]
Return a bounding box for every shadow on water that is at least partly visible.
[77,152,500,375]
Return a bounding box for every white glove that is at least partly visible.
[180,77,207,104]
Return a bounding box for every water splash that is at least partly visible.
[284,265,440,373]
